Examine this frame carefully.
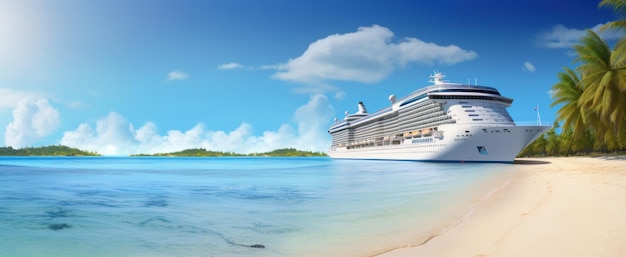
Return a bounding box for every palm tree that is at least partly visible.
[550,68,587,138]
[544,121,562,155]
[532,134,548,156]
[599,0,626,32]
[574,29,626,151]
[558,128,574,155]
[529,0,626,156]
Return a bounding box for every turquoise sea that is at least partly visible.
[0,157,515,257]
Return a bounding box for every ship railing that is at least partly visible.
[515,120,553,126]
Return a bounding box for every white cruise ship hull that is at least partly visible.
[328,124,550,163]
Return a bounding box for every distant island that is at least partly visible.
[249,148,327,157]
[0,145,100,156]
[131,148,327,157]
[0,146,327,157]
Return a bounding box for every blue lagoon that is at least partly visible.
[0,157,515,257]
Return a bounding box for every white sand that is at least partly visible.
[376,157,626,257]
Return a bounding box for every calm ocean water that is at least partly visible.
[0,157,515,257]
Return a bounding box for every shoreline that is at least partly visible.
[375,156,626,257]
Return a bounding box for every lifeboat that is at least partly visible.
[423,128,433,136]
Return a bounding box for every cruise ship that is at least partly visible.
[327,72,551,163]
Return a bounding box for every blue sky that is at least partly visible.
[1,0,623,155]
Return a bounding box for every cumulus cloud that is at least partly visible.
[59,112,136,155]
[167,71,189,80]
[538,23,626,49]
[523,61,536,72]
[0,88,43,110]
[217,62,244,70]
[292,94,334,148]
[272,25,478,84]
[60,94,333,155]
[5,98,60,148]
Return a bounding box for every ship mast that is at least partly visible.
[429,71,447,85]
[535,104,542,126]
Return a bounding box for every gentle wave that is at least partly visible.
[0,157,512,257]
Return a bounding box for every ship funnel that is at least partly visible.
[357,101,368,114]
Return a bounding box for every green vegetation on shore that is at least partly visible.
[0,145,100,156]
[519,121,626,157]
[131,148,244,157]
[131,148,327,157]
[0,146,326,157]
[521,0,626,157]
[249,148,327,157]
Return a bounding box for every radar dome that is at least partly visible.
[389,94,396,103]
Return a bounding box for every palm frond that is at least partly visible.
[599,0,626,17]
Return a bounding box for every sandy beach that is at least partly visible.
[376,156,626,257]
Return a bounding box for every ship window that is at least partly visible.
[472,118,483,121]
[465,110,475,112]
[477,146,488,155]
[399,94,428,107]
[461,105,472,108]
[468,114,479,116]
[429,95,512,104]
[434,88,502,96]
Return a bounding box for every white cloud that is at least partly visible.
[538,23,626,49]
[60,94,334,156]
[217,62,244,70]
[333,91,346,100]
[59,112,135,155]
[292,94,334,150]
[539,24,586,49]
[65,100,87,109]
[167,70,189,80]
[0,88,43,110]
[272,25,477,84]
[5,98,60,148]
[259,64,287,70]
[523,61,536,72]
